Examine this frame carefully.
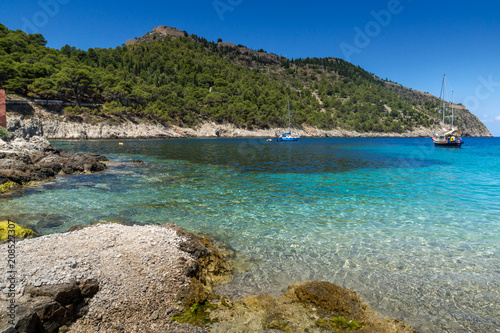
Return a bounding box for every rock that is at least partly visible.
[8,114,181,139]
[176,279,210,308]
[0,305,45,333]
[79,280,99,298]
[25,283,82,305]
[0,223,216,333]
[32,300,68,331]
[0,136,107,192]
[210,281,418,333]
[88,153,108,162]
[21,280,99,332]
[0,220,35,241]
[34,215,67,231]
[292,281,366,319]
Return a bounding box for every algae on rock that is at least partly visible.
[208,281,419,333]
[0,220,35,241]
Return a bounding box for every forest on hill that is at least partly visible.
[0,23,479,133]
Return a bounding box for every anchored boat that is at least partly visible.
[276,99,299,142]
[432,74,463,148]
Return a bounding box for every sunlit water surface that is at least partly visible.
[1,137,499,332]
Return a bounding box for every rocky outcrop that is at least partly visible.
[0,136,107,190]
[451,104,492,137]
[0,223,232,333]
[2,280,99,333]
[126,26,188,46]
[7,114,181,140]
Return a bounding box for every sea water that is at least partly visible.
[1,137,499,332]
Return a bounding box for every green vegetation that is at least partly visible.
[316,316,363,330]
[171,302,218,326]
[264,320,292,331]
[0,127,12,141]
[0,22,444,132]
[0,220,35,240]
[0,181,17,193]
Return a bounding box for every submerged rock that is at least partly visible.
[210,281,418,332]
[34,214,68,231]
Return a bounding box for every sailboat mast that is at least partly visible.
[442,74,446,126]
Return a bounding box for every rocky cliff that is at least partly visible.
[447,104,492,137]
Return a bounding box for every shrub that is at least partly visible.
[0,127,12,141]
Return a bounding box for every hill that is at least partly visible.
[0,23,492,137]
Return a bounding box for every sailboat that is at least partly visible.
[432,74,463,147]
[276,99,300,142]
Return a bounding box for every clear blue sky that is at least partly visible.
[1,0,499,135]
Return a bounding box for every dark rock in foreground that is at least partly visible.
[0,136,107,192]
[3,281,99,333]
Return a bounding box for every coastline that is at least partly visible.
[7,112,493,140]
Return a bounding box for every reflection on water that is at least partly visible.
[1,137,499,332]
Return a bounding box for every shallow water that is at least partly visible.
[1,137,499,332]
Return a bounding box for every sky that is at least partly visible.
[1,0,499,135]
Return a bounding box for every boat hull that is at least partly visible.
[434,141,462,147]
[277,137,299,142]
[432,133,463,148]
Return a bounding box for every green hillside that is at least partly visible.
[0,23,483,134]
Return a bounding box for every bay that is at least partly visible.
[1,137,499,332]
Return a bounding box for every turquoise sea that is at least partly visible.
[1,137,499,332]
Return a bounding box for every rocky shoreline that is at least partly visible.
[0,136,107,193]
[0,223,418,333]
[7,112,492,140]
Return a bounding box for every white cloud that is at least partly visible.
[495,116,500,121]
